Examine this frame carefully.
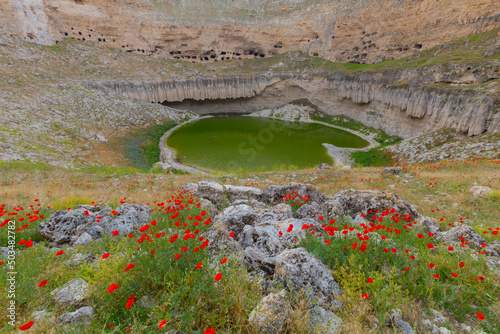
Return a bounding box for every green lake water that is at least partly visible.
[166,116,369,173]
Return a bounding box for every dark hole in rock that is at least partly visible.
[221,51,226,55]
[210,55,216,58]
[64,32,68,36]
[204,56,209,60]
[98,38,101,42]
[414,43,422,49]
[103,39,106,42]
[78,32,82,35]
[82,38,85,41]
[259,54,265,57]
[88,34,91,37]
[313,53,319,57]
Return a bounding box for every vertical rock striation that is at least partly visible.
[89,72,498,137]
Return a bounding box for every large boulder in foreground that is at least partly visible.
[248,290,292,334]
[331,189,420,219]
[274,248,342,309]
[38,203,151,245]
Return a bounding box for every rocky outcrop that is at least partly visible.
[91,70,499,139]
[51,279,90,306]
[330,189,420,219]
[38,203,151,245]
[90,75,284,103]
[248,290,292,334]
[1,0,498,64]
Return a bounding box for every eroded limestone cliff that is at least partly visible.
[2,0,499,64]
[90,71,500,138]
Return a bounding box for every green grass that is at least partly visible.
[0,196,262,333]
[300,215,500,333]
[351,146,396,167]
[121,122,177,169]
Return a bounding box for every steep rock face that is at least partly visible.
[90,72,499,138]
[1,0,498,64]
[90,75,286,103]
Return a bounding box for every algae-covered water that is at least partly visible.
[166,116,369,172]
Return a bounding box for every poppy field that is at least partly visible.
[0,157,499,333]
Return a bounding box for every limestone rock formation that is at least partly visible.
[389,309,415,334]
[469,186,493,198]
[1,0,497,64]
[57,306,94,326]
[309,306,343,334]
[51,279,90,306]
[261,183,326,205]
[331,189,420,219]
[38,203,151,245]
[440,224,486,250]
[274,248,342,309]
[248,290,292,334]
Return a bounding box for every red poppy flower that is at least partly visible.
[39,280,48,287]
[287,224,294,232]
[404,267,410,271]
[433,274,441,279]
[196,262,203,269]
[228,232,235,237]
[409,255,415,260]
[125,294,136,309]
[102,253,110,259]
[448,246,454,251]
[318,216,324,220]
[215,273,223,281]
[174,254,181,259]
[417,234,424,239]
[107,283,119,293]
[361,293,369,299]
[367,278,373,283]
[427,243,434,249]
[180,247,188,252]
[159,320,166,329]
[55,250,64,256]
[19,321,34,331]
[112,231,119,236]
[476,313,485,320]
[123,263,135,272]
[221,257,227,264]
[459,261,465,268]
[451,272,458,277]
[429,263,435,269]
[324,240,330,245]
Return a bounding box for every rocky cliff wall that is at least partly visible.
[1,0,498,64]
[89,72,500,139]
